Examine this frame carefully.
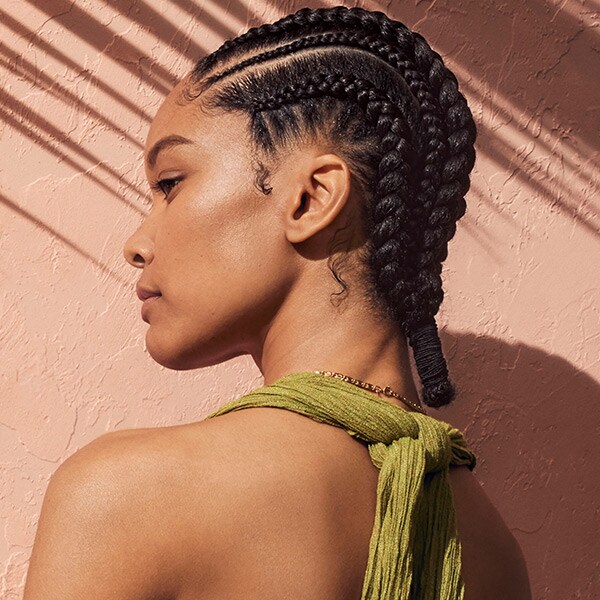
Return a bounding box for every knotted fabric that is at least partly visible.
[205,370,477,600]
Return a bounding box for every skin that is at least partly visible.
[123,76,423,411]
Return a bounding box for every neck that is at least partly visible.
[250,274,423,411]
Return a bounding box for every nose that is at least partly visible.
[123,226,155,268]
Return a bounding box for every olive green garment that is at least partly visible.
[205,370,477,600]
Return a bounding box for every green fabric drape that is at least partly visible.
[205,370,477,600]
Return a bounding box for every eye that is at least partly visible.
[151,177,182,200]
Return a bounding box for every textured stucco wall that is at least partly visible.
[1,1,598,598]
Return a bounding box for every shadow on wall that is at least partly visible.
[437,327,599,600]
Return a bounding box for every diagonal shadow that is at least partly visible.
[215,0,600,237]
[480,129,600,237]
[217,0,600,236]
[1,5,596,597]
[456,73,599,212]
[0,44,143,152]
[197,0,600,239]
[397,1,600,178]
[0,192,131,288]
[172,0,259,41]
[0,7,154,123]
[0,98,146,216]
[25,0,177,95]
[3,0,597,268]
[1,88,146,207]
[454,68,599,197]
[457,85,600,237]
[110,0,215,65]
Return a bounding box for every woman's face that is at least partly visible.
[123,81,297,370]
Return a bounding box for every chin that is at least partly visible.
[144,327,246,371]
[145,336,200,370]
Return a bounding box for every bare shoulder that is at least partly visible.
[43,414,531,600]
[90,411,354,599]
[25,417,279,599]
[24,424,214,599]
[49,423,219,546]
[87,413,318,537]
[59,410,304,522]
[57,420,255,520]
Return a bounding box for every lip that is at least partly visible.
[136,283,161,302]
[141,295,161,322]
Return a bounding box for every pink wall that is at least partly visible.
[1,1,598,598]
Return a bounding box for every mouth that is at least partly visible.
[141,294,161,322]
[136,283,162,302]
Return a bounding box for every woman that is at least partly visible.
[24,6,531,600]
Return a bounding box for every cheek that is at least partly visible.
[163,195,279,306]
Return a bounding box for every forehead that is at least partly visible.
[144,81,250,159]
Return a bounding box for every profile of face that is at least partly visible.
[123,77,355,372]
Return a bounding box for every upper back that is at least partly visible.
[132,406,532,600]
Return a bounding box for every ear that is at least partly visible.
[284,152,352,244]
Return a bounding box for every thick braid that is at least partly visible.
[191,7,477,407]
[397,32,477,407]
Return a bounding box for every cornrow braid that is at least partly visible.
[185,7,477,408]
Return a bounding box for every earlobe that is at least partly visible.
[285,153,352,245]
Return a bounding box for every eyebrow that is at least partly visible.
[145,135,196,169]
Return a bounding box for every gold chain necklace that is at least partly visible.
[314,370,427,415]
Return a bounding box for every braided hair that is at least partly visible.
[182,6,477,408]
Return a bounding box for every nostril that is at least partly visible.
[125,238,153,267]
[133,253,145,265]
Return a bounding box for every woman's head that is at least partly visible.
[125,78,363,372]
[124,6,477,407]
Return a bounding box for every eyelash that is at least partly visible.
[150,177,182,200]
